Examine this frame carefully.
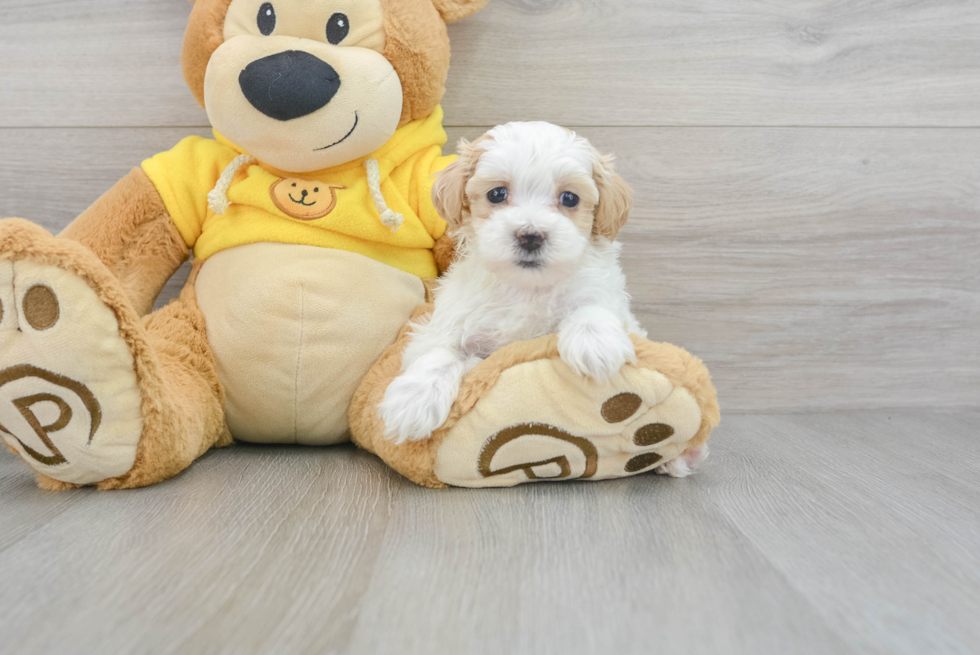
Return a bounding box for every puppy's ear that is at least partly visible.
[432,137,485,231]
[432,156,469,231]
[592,154,633,241]
[431,0,490,24]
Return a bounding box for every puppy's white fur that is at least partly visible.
[381,123,683,473]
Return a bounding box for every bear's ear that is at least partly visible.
[431,0,490,24]
[182,0,234,108]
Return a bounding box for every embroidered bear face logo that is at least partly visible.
[270,178,344,220]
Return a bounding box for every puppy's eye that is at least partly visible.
[257,3,276,36]
[487,187,508,204]
[327,13,350,45]
[560,191,580,208]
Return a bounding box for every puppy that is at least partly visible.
[380,122,643,445]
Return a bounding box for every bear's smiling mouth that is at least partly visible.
[288,194,318,206]
[314,112,359,151]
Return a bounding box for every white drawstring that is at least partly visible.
[208,154,256,214]
[365,158,404,232]
[209,155,404,232]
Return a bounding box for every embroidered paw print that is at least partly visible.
[270,178,345,220]
[434,362,706,487]
[599,392,675,473]
[470,391,696,484]
[0,256,143,485]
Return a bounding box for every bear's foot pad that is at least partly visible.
[433,358,703,487]
[0,255,143,485]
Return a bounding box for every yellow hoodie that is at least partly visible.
[141,107,454,279]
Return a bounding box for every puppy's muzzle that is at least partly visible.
[516,230,546,253]
[239,51,341,121]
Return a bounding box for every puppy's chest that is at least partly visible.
[461,291,567,358]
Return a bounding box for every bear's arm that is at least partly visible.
[59,167,188,317]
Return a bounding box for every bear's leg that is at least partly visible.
[351,309,720,489]
[0,219,228,490]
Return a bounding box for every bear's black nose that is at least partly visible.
[239,51,340,121]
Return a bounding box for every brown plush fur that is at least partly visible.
[430,0,489,23]
[350,305,445,487]
[60,168,188,317]
[181,0,233,109]
[181,0,488,127]
[350,307,721,488]
[381,0,450,126]
[0,220,229,490]
[111,263,232,490]
[432,233,457,274]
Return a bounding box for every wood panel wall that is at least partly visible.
[1,0,978,412]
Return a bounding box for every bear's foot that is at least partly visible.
[433,347,713,487]
[0,220,145,487]
[352,324,720,489]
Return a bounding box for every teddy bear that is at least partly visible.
[0,0,719,490]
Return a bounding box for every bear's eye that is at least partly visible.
[257,3,276,36]
[560,191,579,208]
[314,187,319,193]
[327,13,350,45]
[487,187,508,204]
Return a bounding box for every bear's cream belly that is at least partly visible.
[195,244,425,445]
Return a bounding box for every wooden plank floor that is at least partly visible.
[0,411,977,655]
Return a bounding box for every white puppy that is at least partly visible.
[380,121,643,445]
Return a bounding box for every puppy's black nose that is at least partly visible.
[239,51,341,121]
[516,231,546,253]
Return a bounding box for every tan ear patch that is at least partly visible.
[270,178,345,221]
[431,135,492,230]
[591,154,634,241]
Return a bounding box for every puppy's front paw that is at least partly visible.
[379,349,464,444]
[379,377,446,444]
[558,320,637,381]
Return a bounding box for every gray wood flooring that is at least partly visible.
[1,1,979,653]
[1,411,978,655]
